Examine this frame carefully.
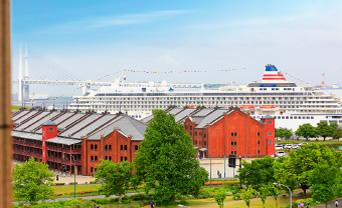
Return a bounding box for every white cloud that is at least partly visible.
[40,10,190,33]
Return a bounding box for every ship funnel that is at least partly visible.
[261,64,287,83]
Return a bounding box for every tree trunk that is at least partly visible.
[170,194,175,202]
[324,137,326,141]
[306,137,308,141]
[119,193,122,203]
[325,201,327,208]
[275,199,278,208]
[303,188,306,196]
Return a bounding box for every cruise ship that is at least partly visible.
[69,65,342,130]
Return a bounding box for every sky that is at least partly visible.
[10,0,342,96]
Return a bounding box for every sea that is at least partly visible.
[12,96,74,110]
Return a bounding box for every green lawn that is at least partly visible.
[12,106,29,110]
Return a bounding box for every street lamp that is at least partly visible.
[273,182,292,208]
[199,148,211,187]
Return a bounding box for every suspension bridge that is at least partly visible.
[12,46,117,102]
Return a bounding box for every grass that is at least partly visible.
[222,197,290,208]
[277,140,342,144]
[12,106,29,110]
[52,185,145,198]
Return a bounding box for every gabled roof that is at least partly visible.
[87,115,147,141]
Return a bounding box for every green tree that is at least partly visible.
[332,127,342,140]
[267,184,282,208]
[134,109,208,202]
[95,160,133,203]
[237,156,275,188]
[12,158,54,204]
[214,191,226,208]
[239,187,257,208]
[258,186,269,208]
[316,121,337,141]
[295,123,318,141]
[275,128,293,139]
[274,144,338,196]
[310,158,342,208]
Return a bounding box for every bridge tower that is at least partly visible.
[18,45,23,102]
[23,45,30,101]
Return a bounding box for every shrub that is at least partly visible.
[84,182,88,184]
[69,182,78,185]
[89,181,97,184]
[225,191,233,196]
[233,193,241,200]
[54,182,65,186]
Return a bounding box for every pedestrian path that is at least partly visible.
[314,198,342,208]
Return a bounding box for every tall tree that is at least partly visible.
[237,156,275,188]
[310,159,342,208]
[95,160,133,203]
[316,121,336,141]
[295,123,318,141]
[134,109,208,202]
[12,158,54,205]
[274,144,338,196]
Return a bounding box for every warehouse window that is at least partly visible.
[109,156,112,161]
[234,132,237,136]
[124,157,127,161]
[95,156,98,161]
[90,156,94,161]
[105,156,108,160]
[105,145,108,150]
[257,141,260,145]
[120,157,123,162]
[49,128,54,132]
[135,145,139,151]
[109,145,112,150]
[91,144,94,150]
[257,132,260,136]
[258,150,260,155]
[91,167,93,173]
[234,141,237,146]
[124,145,127,151]
[268,132,272,136]
[120,145,123,150]
[94,145,97,150]
[268,121,273,124]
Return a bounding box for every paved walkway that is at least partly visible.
[314,198,342,208]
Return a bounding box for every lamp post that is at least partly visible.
[199,148,211,187]
[72,154,76,198]
[273,183,292,208]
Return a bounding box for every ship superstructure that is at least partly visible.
[69,65,342,130]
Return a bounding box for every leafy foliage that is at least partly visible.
[95,160,133,203]
[239,187,257,208]
[12,158,54,204]
[214,191,226,208]
[310,155,342,205]
[237,156,275,189]
[295,123,318,141]
[134,109,208,202]
[274,144,340,196]
[275,128,293,139]
[332,127,342,140]
[267,184,282,208]
[316,121,338,141]
[258,186,269,208]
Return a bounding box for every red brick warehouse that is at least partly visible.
[144,107,275,158]
[12,109,146,176]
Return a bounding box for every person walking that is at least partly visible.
[150,201,154,208]
[336,200,339,207]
